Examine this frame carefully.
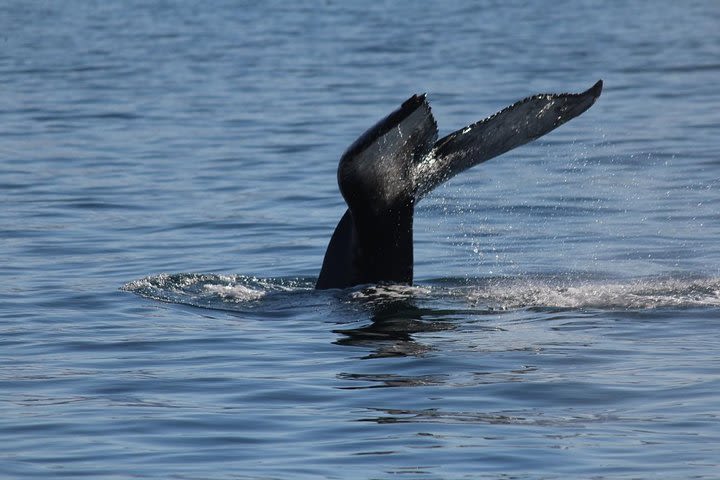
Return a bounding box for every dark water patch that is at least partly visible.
[31,111,141,123]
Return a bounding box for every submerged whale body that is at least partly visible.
[316,81,603,290]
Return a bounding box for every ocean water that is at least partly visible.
[2,1,720,478]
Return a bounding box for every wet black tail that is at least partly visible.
[316,81,603,289]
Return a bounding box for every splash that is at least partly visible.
[121,273,314,308]
[349,284,433,302]
[463,276,720,310]
[121,273,720,311]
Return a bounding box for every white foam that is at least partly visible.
[123,273,720,311]
[350,284,433,301]
[466,278,720,310]
[203,283,266,302]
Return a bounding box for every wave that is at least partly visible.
[121,273,720,311]
[120,273,315,310]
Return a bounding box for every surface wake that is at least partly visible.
[462,276,720,310]
[122,274,720,311]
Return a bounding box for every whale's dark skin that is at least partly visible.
[316,80,603,290]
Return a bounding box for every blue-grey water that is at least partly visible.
[2,1,720,478]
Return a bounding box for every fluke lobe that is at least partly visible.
[316,80,603,290]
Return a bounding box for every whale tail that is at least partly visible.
[316,94,438,289]
[316,80,603,290]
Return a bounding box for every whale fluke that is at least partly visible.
[316,81,603,290]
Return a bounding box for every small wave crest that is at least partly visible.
[120,273,314,308]
[349,284,433,303]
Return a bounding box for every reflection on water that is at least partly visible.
[337,373,447,389]
[335,287,458,358]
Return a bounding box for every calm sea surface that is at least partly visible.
[2,1,720,478]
